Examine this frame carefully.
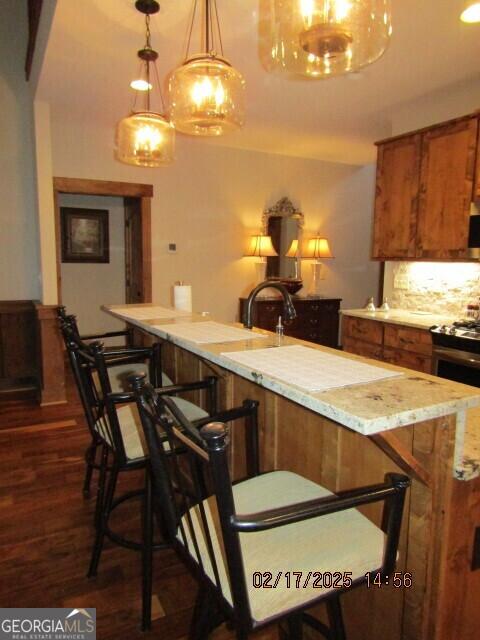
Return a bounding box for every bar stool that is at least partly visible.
[59,314,162,498]
[66,331,259,630]
[131,374,411,640]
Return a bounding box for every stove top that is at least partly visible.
[430,320,480,354]
[431,320,480,338]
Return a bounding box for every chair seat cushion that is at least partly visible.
[177,470,385,625]
[109,364,173,393]
[108,367,208,421]
[95,405,147,461]
[95,397,209,461]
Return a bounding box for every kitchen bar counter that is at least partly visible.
[104,303,480,640]
[105,304,479,481]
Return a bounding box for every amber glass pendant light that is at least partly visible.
[167,0,245,137]
[259,0,392,78]
[115,0,174,167]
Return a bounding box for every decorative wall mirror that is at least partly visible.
[263,197,304,292]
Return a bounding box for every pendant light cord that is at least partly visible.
[131,12,167,116]
[213,0,224,56]
[185,0,224,59]
[185,0,199,59]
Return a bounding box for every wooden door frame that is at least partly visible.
[52,177,153,304]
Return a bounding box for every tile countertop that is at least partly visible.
[103,304,480,481]
[340,308,457,330]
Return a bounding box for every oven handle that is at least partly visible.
[432,347,480,374]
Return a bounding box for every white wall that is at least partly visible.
[390,76,480,136]
[49,115,378,322]
[0,2,40,300]
[59,194,126,334]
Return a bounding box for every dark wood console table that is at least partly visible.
[239,297,341,347]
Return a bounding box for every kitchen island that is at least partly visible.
[105,303,480,640]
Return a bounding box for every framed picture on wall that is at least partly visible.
[60,207,109,263]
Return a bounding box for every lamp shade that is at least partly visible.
[285,239,300,257]
[260,0,392,78]
[245,235,278,258]
[303,237,334,259]
[115,112,175,167]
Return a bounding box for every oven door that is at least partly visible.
[432,347,480,388]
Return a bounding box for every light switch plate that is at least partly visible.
[394,273,409,290]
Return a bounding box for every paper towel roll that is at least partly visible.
[173,284,192,312]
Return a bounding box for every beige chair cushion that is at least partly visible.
[108,364,173,393]
[105,367,207,421]
[177,470,385,625]
[95,405,146,461]
[95,399,209,461]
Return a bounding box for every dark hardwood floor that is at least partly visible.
[0,379,278,640]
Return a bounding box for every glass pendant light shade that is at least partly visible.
[115,111,175,167]
[260,0,392,78]
[168,54,245,136]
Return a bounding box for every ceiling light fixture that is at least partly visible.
[115,0,174,167]
[460,2,480,23]
[130,79,152,91]
[167,0,246,136]
[260,0,392,78]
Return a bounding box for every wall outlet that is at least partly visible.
[394,273,409,290]
[168,243,177,253]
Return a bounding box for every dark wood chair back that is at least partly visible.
[60,321,160,466]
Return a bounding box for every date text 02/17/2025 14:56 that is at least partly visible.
[251,572,413,590]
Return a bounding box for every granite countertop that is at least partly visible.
[341,308,456,330]
[103,303,480,481]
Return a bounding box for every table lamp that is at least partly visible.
[302,237,333,297]
[244,235,278,284]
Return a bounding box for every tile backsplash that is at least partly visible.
[386,262,480,318]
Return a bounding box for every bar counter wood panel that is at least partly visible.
[157,338,480,640]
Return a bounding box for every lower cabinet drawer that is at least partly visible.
[342,337,383,361]
[384,324,432,357]
[342,316,383,345]
[382,347,432,374]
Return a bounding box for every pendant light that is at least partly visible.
[115,0,174,167]
[460,2,480,23]
[260,0,392,78]
[167,0,245,137]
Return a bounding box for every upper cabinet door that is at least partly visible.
[416,117,478,260]
[372,135,421,259]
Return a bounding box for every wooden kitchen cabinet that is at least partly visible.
[341,316,384,360]
[342,315,433,374]
[416,117,478,259]
[372,113,479,261]
[239,297,341,348]
[372,134,421,259]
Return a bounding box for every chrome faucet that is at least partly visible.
[243,281,297,330]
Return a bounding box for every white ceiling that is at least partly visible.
[37,0,480,164]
